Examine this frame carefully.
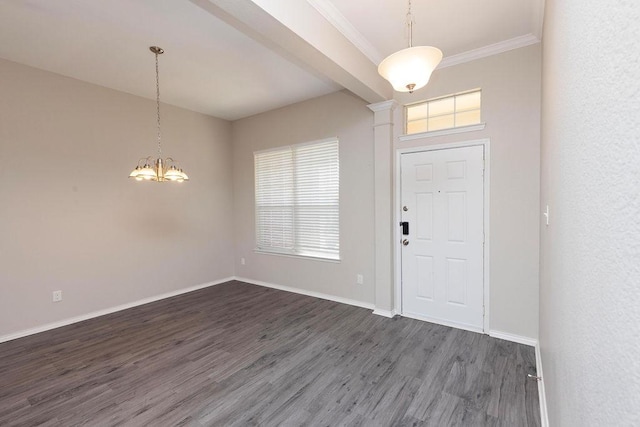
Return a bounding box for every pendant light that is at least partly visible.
[378,0,442,93]
[129,46,189,182]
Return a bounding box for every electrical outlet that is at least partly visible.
[52,290,62,302]
[356,274,364,285]
[241,257,246,265]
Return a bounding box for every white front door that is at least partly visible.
[400,145,484,331]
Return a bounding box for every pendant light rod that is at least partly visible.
[407,0,413,48]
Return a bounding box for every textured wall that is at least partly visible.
[395,45,542,339]
[540,1,640,425]
[0,59,234,338]
[231,91,375,305]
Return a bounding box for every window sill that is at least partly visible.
[254,249,341,264]
[400,123,486,142]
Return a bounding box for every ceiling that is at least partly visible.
[0,0,543,121]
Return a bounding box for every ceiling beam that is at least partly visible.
[189,0,392,104]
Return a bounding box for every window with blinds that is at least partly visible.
[254,138,339,260]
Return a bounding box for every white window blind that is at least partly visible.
[254,138,339,260]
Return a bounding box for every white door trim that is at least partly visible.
[394,138,491,333]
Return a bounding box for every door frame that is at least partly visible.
[394,138,491,333]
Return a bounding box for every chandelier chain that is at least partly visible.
[155,51,162,157]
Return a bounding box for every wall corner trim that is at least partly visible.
[0,277,234,344]
[372,308,396,318]
[233,276,375,311]
[535,341,550,427]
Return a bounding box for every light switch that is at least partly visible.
[543,205,550,226]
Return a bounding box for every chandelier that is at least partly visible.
[378,0,442,93]
[129,46,189,182]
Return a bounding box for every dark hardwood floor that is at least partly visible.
[0,281,540,426]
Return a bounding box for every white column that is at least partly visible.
[368,100,398,317]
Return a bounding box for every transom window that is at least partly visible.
[254,138,339,261]
[406,89,482,134]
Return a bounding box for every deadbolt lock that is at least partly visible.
[402,239,409,246]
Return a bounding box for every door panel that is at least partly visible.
[416,255,434,299]
[401,145,484,330]
[415,193,433,239]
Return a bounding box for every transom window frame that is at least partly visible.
[253,137,340,262]
[405,89,484,136]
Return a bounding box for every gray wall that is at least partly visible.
[540,1,640,425]
[231,46,541,340]
[232,90,376,305]
[1,45,543,346]
[395,45,542,339]
[0,59,235,338]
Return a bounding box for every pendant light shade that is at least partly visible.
[378,0,442,93]
[129,46,189,182]
[378,46,442,93]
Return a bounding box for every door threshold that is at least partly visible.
[400,312,484,334]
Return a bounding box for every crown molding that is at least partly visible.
[367,100,398,112]
[305,1,542,70]
[438,34,540,69]
[306,0,383,65]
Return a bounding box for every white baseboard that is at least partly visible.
[372,308,396,318]
[535,341,549,427]
[0,277,234,344]
[233,276,375,311]
[489,330,547,425]
[489,330,538,347]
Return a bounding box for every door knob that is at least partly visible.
[402,239,409,246]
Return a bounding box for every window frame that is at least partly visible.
[405,89,482,135]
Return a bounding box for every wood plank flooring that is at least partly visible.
[0,281,540,426]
